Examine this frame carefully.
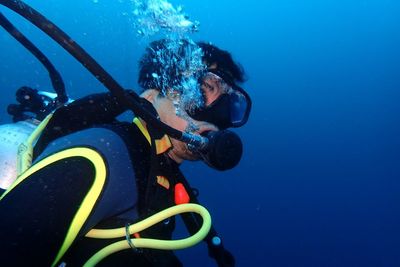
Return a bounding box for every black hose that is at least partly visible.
[0,12,68,103]
[0,0,185,141]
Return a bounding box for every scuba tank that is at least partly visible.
[0,88,67,190]
[0,120,38,189]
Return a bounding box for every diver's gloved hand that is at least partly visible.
[208,243,235,267]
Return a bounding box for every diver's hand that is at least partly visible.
[208,244,235,267]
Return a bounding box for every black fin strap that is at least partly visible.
[177,174,235,267]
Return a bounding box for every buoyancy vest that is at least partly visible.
[58,119,183,266]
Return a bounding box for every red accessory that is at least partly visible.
[174,183,190,205]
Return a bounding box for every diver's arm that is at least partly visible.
[59,90,131,124]
[33,90,133,158]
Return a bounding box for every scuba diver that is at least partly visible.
[0,1,251,267]
[0,39,251,266]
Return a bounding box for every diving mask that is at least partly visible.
[187,71,252,129]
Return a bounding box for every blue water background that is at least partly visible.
[1,0,400,266]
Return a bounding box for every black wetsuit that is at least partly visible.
[0,91,182,266]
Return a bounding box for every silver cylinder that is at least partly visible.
[0,121,37,189]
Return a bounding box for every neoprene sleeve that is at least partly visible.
[33,90,133,158]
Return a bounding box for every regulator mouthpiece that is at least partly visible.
[200,130,243,171]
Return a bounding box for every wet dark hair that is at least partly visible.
[197,42,245,85]
[138,39,245,92]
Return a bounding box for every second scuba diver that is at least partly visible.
[0,39,251,266]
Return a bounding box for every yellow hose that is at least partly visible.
[17,113,53,176]
[84,203,211,267]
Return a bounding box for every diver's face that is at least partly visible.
[140,89,218,163]
[166,75,230,162]
[201,72,228,106]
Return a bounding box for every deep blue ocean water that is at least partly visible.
[1,0,400,266]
